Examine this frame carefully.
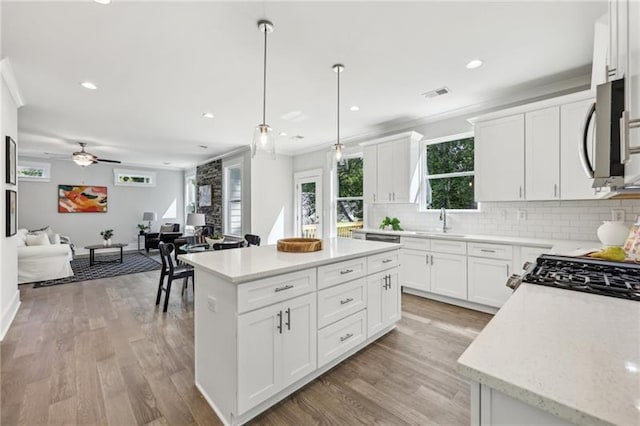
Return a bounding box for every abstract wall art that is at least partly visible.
[58,185,108,213]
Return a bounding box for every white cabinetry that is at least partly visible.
[362,131,422,204]
[367,269,400,338]
[525,107,560,200]
[467,258,512,308]
[474,115,525,201]
[400,248,430,291]
[430,252,468,300]
[237,292,316,414]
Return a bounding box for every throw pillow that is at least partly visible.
[28,226,57,244]
[15,229,28,247]
[160,224,175,233]
[25,233,51,246]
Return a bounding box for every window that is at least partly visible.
[185,173,196,226]
[224,162,243,236]
[17,161,50,181]
[423,134,476,210]
[336,156,364,237]
[114,169,156,187]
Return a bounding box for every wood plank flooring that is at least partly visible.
[2,271,491,425]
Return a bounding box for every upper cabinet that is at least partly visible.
[525,106,560,200]
[362,131,423,204]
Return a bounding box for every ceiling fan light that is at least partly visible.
[73,153,95,167]
[252,124,276,159]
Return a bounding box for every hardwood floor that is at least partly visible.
[1,272,491,425]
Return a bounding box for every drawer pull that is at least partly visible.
[382,259,393,264]
[340,332,354,342]
[274,284,294,293]
[340,297,354,305]
[340,269,354,275]
[480,249,496,253]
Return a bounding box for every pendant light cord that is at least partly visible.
[336,67,340,145]
[262,25,268,126]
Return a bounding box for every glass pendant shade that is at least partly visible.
[252,124,276,158]
[334,142,344,161]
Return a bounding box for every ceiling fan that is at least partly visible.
[72,142,121,167]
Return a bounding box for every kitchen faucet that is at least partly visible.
[440,207,448,233]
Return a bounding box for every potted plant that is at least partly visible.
[379,216,403,231]
[137,223,149,235]
[100,229,114,246]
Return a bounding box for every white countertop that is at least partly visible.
[178,238,399,284]
[353,228,598,253]
[457,284,640,426]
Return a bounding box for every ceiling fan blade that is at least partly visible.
[96,158,121,164]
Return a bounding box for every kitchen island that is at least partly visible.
[457,283,640,426]
[179,238,401,425]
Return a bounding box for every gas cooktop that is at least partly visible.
[517,254,640,302]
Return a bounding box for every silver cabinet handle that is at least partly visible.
[340,297,354,305]
[389,192,392,201]
[392,192,395,201]
[274,284,294,292]
[277,310,283,334]
[426,254,429,265]
[430,255,434,265]
[519,186,523,199]
[340,332,354,342]
[506,264,510,276]
[480,249,496,253]
[373,193,376,202]
[285,308,291,330]
[382,259,393,264]
[340,269,354,275]
[554,184,558,198]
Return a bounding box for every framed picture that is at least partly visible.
[6,190,16,237]
[58,185,108,213]
[5,136,16,185]
[199,185,212,207]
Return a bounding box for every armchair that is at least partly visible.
[145,223,183,253]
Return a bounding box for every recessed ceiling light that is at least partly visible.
[466,59,483,69]
[80,81,98,90]
[198,145,208,149]
[279,132,287,137]
[202,112,214,119]
[291,135,305,140]
[94,0,111,4]
[350,105,360,112]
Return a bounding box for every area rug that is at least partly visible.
[31,251,162,288]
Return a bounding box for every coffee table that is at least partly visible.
[84,243,128,266]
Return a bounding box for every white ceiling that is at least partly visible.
[2,1,607,169]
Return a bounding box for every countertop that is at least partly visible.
[178,237,399,284]
[457,284,640,426]
[353,228,599,253]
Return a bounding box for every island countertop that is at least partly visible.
[457,283,640,426]
[178,237,400,284]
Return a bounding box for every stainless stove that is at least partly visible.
[506,254,640,302]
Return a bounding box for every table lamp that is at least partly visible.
[142,212,157,231]
[186,213,206,243]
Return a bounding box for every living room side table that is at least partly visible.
[84,243,128,266]
[137,233,147,251]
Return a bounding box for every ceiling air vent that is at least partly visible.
[421,86,451,99]
[290,135,305,140]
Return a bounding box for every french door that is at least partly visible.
[294,169,323,238]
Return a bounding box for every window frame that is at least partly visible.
[223,157,243,237]
[17,161,51,181]
[419,131,479,212]
[113,169,156,187]
[335,153,364,238]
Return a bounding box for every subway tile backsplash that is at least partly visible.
[368,200,640,242]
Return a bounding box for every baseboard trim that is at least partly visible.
[0,291,21,341]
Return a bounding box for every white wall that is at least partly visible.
[18,157,184,254]
[251,154,293,244]
[1,60,21,340]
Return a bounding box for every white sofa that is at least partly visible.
[16,228,73,284]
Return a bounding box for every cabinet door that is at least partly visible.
[237,304,283,413]
[430,253,468,300]
[391,139,410,202]
[399,249,430,291]
[525,107,560,200]
[376,142,395,202]
[381,269,401,327]
[363,145,378,203]
[474,115,525,201]
[560,99,603,199]
[630,0,640,149]
[281,293,317,388]
[467,257,512,308]
[366,271,384,337]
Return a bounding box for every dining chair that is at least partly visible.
[213,241,245,250]
[244,234,261,247]
[156,242,194,312]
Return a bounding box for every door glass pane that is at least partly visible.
[300,182,317,238]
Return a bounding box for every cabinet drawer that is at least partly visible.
[317,278,366,329]
[317,257,367,290]
[430,239,467,255]
[317,310,366,368]
[238,269,316,313]
[367,250,400,274]
[400,236,430,251]
[468,242,513,260]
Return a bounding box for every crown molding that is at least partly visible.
[0,58,25,108]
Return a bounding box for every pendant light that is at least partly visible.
[332,64,345,162]
[252,19,276,159]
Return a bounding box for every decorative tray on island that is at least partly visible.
[277,238,323,253]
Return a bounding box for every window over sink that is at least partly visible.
[422,133,477,211]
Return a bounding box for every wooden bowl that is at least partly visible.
[277,238,323,253]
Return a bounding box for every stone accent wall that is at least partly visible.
[196,159,223,235]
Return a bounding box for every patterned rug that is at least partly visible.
[31,251,162,288]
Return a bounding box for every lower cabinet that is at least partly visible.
[237,292,317,414]
[367,268,400,338]
[467,257,512,308]
[399,248,430,291]
[430,253,468,300]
